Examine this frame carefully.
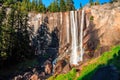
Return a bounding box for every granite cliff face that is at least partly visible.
[28,3,120,64]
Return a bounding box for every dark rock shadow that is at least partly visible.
[30,16,59,79]
[34,17,59,63]
[83,19,100,60]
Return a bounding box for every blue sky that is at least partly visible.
[32,0,110,9]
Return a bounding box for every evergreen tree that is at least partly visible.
[6,0,16,4]
[0,7,8,60]
[0,6,33,67]
[48,0,60,12]
[38,0,42,5]
[12,9,32,60]
[54,0,60,12]
[89,0,94,5]
[31,0,36,11]
[38,4,46,13]
[0,0,4,3]
[6,8,17,61]
[80,2,82,9]
[66,0,75,11]
[37,0,46,13]
[110,0,118,3]
[60,0,66,12]
[96,0,100,5]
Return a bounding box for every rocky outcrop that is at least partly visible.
[44,60,53,75]
[4,2,120,80]
[30,74,39,80]
[28,2,120,64]
[53,60,67,76]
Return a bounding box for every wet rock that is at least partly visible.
[28,2,120,63]
[61,63,72,74]
[54,60,67,76]
[45,62,53,75]
[39,72,45,77]
[30,74,39,80]
[32,68,37,73]
[94,46,110,57]
[23,72,32,80]
[14,75,23,80]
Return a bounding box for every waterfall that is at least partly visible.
[70,11,78,65]
[80,10,84,61]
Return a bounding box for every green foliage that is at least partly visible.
[48,0,60,12]
[90,16,94,21]
[2,0,76,13]
[49,68,76,80]
[60,0,66,12]
[0,7,9,60]
[95,0,100,5]
[66,0,75,11]
[79,3,82,9]
[49,45,120,80]
[0,6,34,67]
[37,4,46,13]
[110,0,118,3]
[0,58,38,76]
[77,45,120,80]
[2,0,46,13]
[89,0,94,6]
[56,68,76,80]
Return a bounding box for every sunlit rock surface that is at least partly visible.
[28,2,120,64]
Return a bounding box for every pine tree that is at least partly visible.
[60,0,66,12]
[31,0,36,11]
[0,7,8,59]
[48,0,60,12]
[66,0,75,11]
[6,8,16,58]
[38,3,46,13]
[54,0,60,12]
[80,2,82,9]
[0,7,14,61]
[110,0,118,3]
[89,0,94,5]
[38,0,42,5]
[96,0,100,5]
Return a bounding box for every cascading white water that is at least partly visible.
[80,10,84,61]
[70,11,78,65]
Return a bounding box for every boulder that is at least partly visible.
[54,60,67,76]
[14,75,23,80]
[61,63,72,74]
[45,63,53,75]
[23,72,32,80]
[30,74,39,80]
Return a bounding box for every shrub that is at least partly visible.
[90,16,94,21]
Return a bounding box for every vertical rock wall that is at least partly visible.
[28,4,120,62]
